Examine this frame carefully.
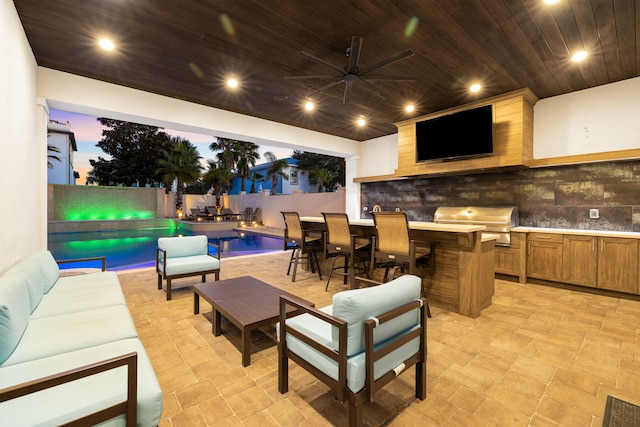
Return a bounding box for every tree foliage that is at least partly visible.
[292,150,345,191]
[202,160,234,208]
[156,137,203,214]
[264,151,289,195]
[88,118,171,186]
[209,138,260,192]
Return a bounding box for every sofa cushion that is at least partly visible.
[0,338,163,426]
[36,251,61,293]
[30,278,126,319]
[331,274,421,356]
[50,271,121,294]
[158,235,208,258]
[158,255,220,277]
[3,257,44,313]
[0,276,30,365]
[1,305,138,367]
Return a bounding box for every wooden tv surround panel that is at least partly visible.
[394,88,538,177]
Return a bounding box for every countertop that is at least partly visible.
[300,216,486,233]
[512,226,640,239]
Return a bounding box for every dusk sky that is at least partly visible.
[49,109,292,184]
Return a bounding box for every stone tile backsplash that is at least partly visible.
[361,159,640,232]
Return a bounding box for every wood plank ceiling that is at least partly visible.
[13,0,639,141]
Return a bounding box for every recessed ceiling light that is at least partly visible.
[469,83,482,93]
[572,50,588,62]
[544,0,560,4]
[356,117,366,127]
[98,38,115,51]
[227,78,239,88]
[304,100,314,111]
[405,104,415,113]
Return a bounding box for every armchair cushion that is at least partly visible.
[331,274,421,356]
[0,276,30,364]
[158,255,220,277]
[158,235,208,258]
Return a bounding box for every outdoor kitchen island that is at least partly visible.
[301,217,498,318]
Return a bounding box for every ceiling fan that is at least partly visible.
[285,36,416,104]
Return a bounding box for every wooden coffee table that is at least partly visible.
[193,276,313,366]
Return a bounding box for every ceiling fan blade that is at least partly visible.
[357,79,388,99]
[357,49,415,76]
[307,79,345,98]
[358,75,417,81]
[297,51,345,75]
[346,37,363,74]
[285,75,341,80]
[343,80,354,104]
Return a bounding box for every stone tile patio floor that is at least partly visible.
[117,251,640,426]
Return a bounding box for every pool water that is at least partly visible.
[47,229,283,270]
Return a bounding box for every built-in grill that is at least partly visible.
[433,206,519,247]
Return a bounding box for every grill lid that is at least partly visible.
[434,206,519,246]
[434,206,519,228]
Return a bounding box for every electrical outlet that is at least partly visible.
[363,206,368,211]
[589,209,599,219]
[395,207,400,212]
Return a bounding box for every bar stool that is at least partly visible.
[281,212,323,282]
[322,212,371,291]
[369,211,435,317]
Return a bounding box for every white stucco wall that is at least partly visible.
[534,76,640,159]
[358,134,398,177]
[0,2,43,272]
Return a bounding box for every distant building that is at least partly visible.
[227,158,316,194]
[47,121,79,185]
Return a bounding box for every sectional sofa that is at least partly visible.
[0,251,162,426]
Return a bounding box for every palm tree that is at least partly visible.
[47,144,61,169]
[156,137,202,217]
[263,151,289,195]
[249,171,264,193]
[311,168,336,192]
[209,137,237,171]
[235,141,260,192]
[202,160,234,208]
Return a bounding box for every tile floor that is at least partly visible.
[118,251,640,426]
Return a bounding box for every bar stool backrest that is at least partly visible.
[323,213,352,248]
[372,212,411,256]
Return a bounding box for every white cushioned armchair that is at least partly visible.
[278,274,427,426]
[156,235,220,300]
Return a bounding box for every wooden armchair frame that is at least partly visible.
[156,242,220,300]
[278,296,427,427]
[0,352,138,427]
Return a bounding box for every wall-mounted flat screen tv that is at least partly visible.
[415,104,494,162]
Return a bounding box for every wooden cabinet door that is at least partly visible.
[597,237,638,294]
[527,233,563,282]
[562,235,597,287]
[495,246,519,276]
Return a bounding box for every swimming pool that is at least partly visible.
[47,228,283,270]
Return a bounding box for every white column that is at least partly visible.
[344,155,361,220]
